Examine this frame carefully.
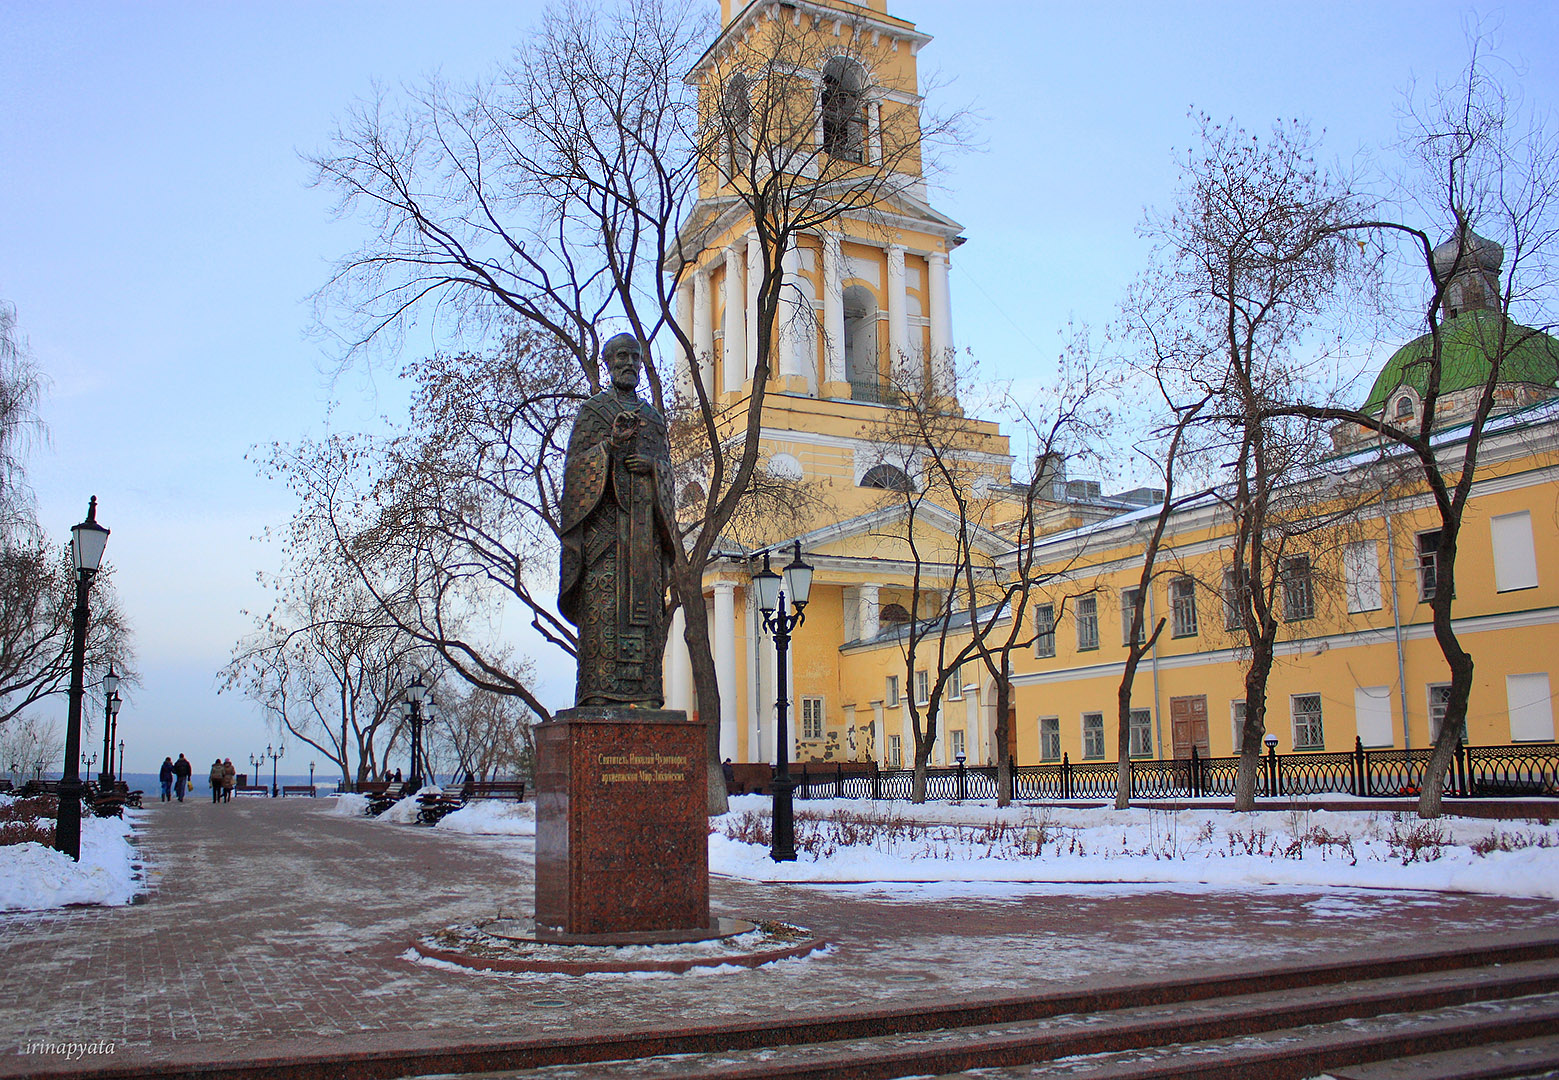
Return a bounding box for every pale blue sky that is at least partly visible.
[1,1,1554,774]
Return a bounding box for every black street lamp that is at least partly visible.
[99,664,120,788]
[753,542,813,863]
[404,677,426,789]
[309,761,315,791]
[34,759,44,783]
[54,498,110,861]
[266,743,284,798]
[118,739,125,780]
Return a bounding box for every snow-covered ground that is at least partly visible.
[0,797,145,912]
[709,795,1559,901]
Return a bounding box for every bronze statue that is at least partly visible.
[558,334,679,707]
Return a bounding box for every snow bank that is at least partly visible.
[708,799,1559,901]
[435,799,535,836]
[330,793,369,816]
[0,807,144,912]
[379,786,441,824]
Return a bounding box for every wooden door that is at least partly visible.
[1170,695,1210,759]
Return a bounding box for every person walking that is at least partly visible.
[221,758,236,803]
[208,759,224,803]
[159,757,174,802]
[173,753,192,802]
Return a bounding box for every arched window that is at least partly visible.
[821,57,868,163]
[843,284,878,389]
[766,453,803,480]
[861,463,911,491]
[879,602,911,625]
[679,482,706,511]
[721,74,751,176]
[1394,395,1414,420]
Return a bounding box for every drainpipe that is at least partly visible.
[1381,486,1412,751]
[1149,583,1165,760]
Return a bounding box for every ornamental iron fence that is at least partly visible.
[785,739,1558,804]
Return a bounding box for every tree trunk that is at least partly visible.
[1115,650,1145,810]
[993,676,1012,807]
[675,571,729,816]
[1231,648,1275,811]
[1417,594,1474,819]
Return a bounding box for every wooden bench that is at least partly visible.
[417,780,525,825]
[234,785,269,797]
[365,784,410,817]
[280,785,315,798]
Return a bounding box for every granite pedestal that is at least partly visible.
[534,706,710,938]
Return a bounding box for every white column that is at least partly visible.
[858,583,880,641]
[822,231,846,387]
[674,278,695,400]
[722,246,747,394]
[887,244,910,388]
[745,590,762,762]
[693,267,713,396]
[779,245,804,382]
[928,250,952,393]
[665,605,690,713]
[867,99,882,165]
[745,232,761,381]
[713,583,738,762]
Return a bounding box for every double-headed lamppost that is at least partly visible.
[266,743,284,798]
[55,498,110,861]
[404,678,426,789]
[99,664,120,788]
[118,739,125,780]
[752,542,813,863]
[249,753,264,790]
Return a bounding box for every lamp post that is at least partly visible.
[266,743,284,798]
[99,664,120,788]
[404,677,426,789]
[54,497,110,861]
[34,759,44,783]
[753,542,812,863]
[249,753,264,790]
[118,739,125,780]
[309,761,315,791]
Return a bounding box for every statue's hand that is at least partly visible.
[624,455,653,474]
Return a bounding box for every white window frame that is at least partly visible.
[1121,586,1144,646]
[914,669,929,705]
[1506,673,1555,742]
[1491,510,1539,592]
[1128,708,1154,758]
[1081,712,1105,759]
[800,696,825,741]
[1038,716,1061,762]
[950,728,966,761]
[1354,685,1394,748]
[1426,683,1465,745]
[948,664,964,701]
[887,733,902,768]
[1170,577,1198,638]
[1292,693,1324,750]
[1342,541,1382,613]
[1076,595,1099,651]
[885,675,899,707]
[1222,568,1244,631]
[1033,603,1056,658]
[1231,700,1248,754]
[1417,530,1441,601]
[1282,555,1315,622]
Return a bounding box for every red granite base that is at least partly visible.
[534,707,709,936]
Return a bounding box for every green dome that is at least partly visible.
[1364,310,1559,414]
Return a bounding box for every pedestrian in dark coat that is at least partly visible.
[173,754,192,802]
[221,759,236,802]
[209,759,224,803]
[159,757,174,802]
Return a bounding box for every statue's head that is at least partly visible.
[603,333,644,392]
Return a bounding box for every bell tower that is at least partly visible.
[672,0,1006,524]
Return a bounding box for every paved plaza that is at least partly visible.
[3,798,1558,1076]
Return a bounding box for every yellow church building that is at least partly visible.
[660,0,1559,779]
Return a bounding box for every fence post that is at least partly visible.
[1455,740,1468,798]
[1266,744,1279,799]
[1128,758,1136,800]
[1190,745,1200,798]
[836,761,844,798]
[1354,736,1365,797]
[871,759,881,802]
[800,762,809,800]
[956,758,967,802]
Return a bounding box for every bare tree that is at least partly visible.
[1131,114,1365,811]
[308,0,969,812]
[1266,47,1559,817]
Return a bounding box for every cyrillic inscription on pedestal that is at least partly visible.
[534,707,709,937]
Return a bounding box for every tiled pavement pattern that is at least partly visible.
[3,798,1558,1076]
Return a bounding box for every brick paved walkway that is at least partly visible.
[3,798,1558,1076]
